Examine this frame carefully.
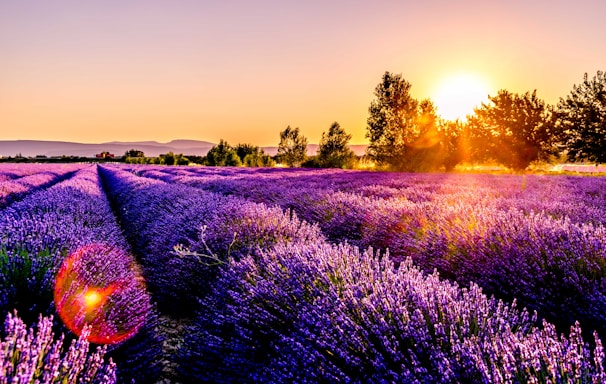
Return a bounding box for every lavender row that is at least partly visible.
[132,166,606,340]
[102,165,606,381]
[0,164,84,208]
[97,165,323,318]
[0,166,163,383]
[178,241,606,382]
[0,163,82,179]
[129,165,606,226]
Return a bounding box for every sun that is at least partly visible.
[432,74,491,121]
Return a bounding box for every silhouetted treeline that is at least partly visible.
[366,70,606,172]
[4,71,603,171]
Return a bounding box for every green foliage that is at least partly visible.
[277,126,308,167]
[162,152,176,165]
[316,122,357,169]
[366,71,419,169]
[439,120,468,171]
[205,140,242,166]
[125,156,152,164]
[557,71,606,164]
[124,149,145,158]
[365,72,459,172]
[235,143,275,167]
[154,152,189,166]
[468,90,557,171]
[176,154,190,165]
[0,246,63,324]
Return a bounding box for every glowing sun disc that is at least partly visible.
[432,74,491,121]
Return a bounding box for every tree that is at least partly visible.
[556,71,606,164]
[175,153,190,165]
[405,99,445,171]
[205,140,242,166]
[366,71,419,170]
[468,90,556,170]
[162,152,176,166]
[317,122,357,168]
[277,126,307,167]
[234,143,275,167]
[234,143,258,163]
[439,119,469,171]
[124,149,145,158]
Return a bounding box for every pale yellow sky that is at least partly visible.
[1,1,604,146]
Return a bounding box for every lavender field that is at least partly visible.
[2,163,606,383]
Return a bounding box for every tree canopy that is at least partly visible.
[205,140,242,166]
[468,90,556,170]
[557,71,606,164]
[366,72,419,169]
[234,143,275,167]
[366,72,452,171]
[317,122,357,169]
[277,126,308,167]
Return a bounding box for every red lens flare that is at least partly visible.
[54,244,150,344]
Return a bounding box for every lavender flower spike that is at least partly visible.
[0,311,116,384]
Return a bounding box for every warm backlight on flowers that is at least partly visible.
[54,244,150,344]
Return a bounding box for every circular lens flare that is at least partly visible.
[54,244,150,344]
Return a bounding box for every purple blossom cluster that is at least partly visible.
[0,164,83,208]
[1,311,116,383]
[130,165,606,340]
[0,165,163,383]
[179,241,606,382]
[98,165,324,317]
[3,163,606,382]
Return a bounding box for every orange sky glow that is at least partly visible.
[1,1,605,146]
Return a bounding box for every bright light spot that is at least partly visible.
[432,74,491,121]
[54,244,150,345]
[84,290,103,309]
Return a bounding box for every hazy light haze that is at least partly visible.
[1,0,605,146]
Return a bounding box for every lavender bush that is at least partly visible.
[3,163,606,383]
[140,166,606,340]
[0,311,116,383]
[99,165,324,317]
[0,166,163,383]
[179,242,606,383]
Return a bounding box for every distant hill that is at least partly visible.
[0,140,368,158]
[0,140,216,158]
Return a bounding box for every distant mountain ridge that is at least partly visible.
[0,140,216,158]
[0,140,368,158]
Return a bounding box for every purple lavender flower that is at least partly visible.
[0,311,116,383]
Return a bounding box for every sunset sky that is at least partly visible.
[1,0,605,146]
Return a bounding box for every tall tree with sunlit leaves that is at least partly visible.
[468,89,557,171]
[277,126,308,167]
[317,122,357,168]
[366,71,419,170]
[557,71,606,164]
[439,119,469,171]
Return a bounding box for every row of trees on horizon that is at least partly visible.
[123,70,606,171]
[365,70,606,172]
